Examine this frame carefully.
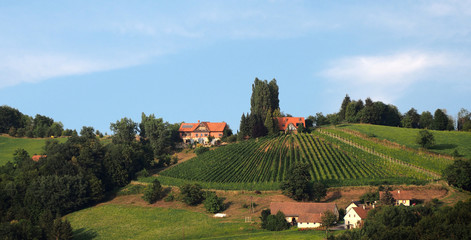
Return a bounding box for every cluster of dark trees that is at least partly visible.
[280,163,327,202]
[0,105,79,138]
[330,199,471,240]
[0,113,181,239]
[308,95,470,131]
[238,78,281,140]
[178,183,225,213]
[443,159,471,191]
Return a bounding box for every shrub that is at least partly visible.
[416,130,435,148]
[194,146,209,156]
[164,193,174,202]
[142,179,163,204]
[203,191,225,213]
[137,168,150,178]
[180,183,205,206]
[264,211,290,231]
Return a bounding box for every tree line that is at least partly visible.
[0,105,82,138]
[0,113,181,239]
[307,95,471,131]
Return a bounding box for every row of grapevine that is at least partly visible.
[161,132,430,187]
[319,127,450,177]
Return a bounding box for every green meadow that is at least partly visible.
[68,204,333,240]
[341,124,471,159]
[0,135,67,165]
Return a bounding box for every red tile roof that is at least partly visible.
[380,190,413,200]
[352,206,372,219]
[179,121,226,132]
[276,117,305,131]
[270,202,337,223]
[32,155,47,162]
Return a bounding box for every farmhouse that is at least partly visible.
[380,190,413,206]
[270,202,338,229]
[276,117,306,133]
[344,204,373,229]
[178,120,227,144]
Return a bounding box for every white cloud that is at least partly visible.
[0,53,145,89]
[321,51,460,102]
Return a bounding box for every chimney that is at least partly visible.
[363,205,365,210]
[198,120,200,123]
[398,190,400,194]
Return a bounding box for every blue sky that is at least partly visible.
[1,0,470,133]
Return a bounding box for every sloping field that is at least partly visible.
[160,134,429,188]
[67,204,329,240]
[0,135,67,165]
[341,124,471,159]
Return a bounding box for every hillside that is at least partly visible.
[160,133,434,189]
[0,135,68,165]
[340,124,471,159]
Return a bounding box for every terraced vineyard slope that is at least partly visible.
[160,133,430,188]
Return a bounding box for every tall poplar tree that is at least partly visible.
[339,94,351,121]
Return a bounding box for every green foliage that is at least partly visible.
[142,179,163,204]
[401,108,420,128]
[203,191,225,213]
[117,184,146,196]
[380,189,396,206]
[443,159,471,191]
[194,146,209,156]
[280,163,312,201]
[262,210,290,231]
[416,129,435,148]
[110,118,137,144]
[321,210,338,238]
[339,94,351,121]
[419,111,434,129]
[50,218,73,240]
[432,109,449,130]
[312,182,327,202]
[360,191,379,204]
[180,184,205,206]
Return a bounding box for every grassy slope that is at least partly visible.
[68,204,330,240]
[341,124,471,159]
[0,135,67,165]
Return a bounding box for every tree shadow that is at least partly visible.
[430,144,457,150]
[224,201,233,211]
[73,228,98,240]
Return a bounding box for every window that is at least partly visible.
[219,134,222,136]
[196,134,198,137]
[205,134,208,136]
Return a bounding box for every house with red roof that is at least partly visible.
[179,120,227,144]
[270,202,338,229]
[380,190,413,206]
[344,204,374,229]
[276,117,305,133]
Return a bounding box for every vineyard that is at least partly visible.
[160,133,431,188]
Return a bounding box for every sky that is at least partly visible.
[0,0,470,133]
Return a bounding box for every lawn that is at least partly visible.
[67,204,335,240]
[0,135,67,165]
[340,124,471,159]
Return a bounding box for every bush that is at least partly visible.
[416,130,435,148]
[265,211,290,231]
[142,179,163,204]
[137,168,150,178]
[203,191,225,213]
[194,146,209,156]
[180,183,205,206]
[164,193,174,202]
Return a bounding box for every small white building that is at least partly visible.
[270,202,339,229]
[344,204,373,229]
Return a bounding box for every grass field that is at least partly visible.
[0,135,68,165]
[340,124,471,159]
[67,204,333,240]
